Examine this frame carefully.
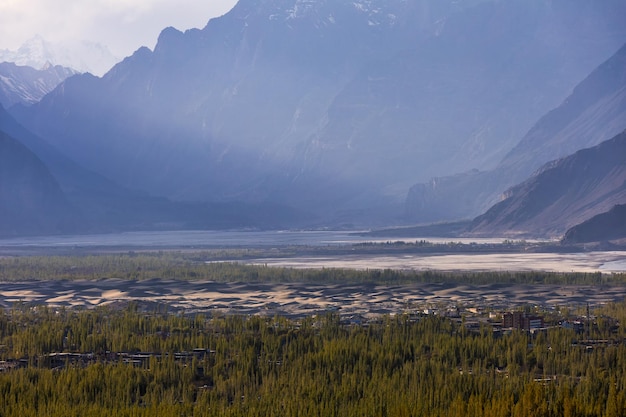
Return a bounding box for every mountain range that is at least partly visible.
[2,0,626,237]
[467,130,626,238]
[0,62,76,108]
[10,0,626,228]
[406,41,626,223]
[0,104,306,236]
[0,35,118,76]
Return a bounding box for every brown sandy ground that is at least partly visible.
[2,279,625,318]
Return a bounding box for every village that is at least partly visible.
[0,299,620,373]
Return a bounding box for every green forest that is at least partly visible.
[1,253,626,415]
[1,301,626,416]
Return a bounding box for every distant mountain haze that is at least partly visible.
[0,129,79,236]
[0,35,119,76]
[0,104,307,236]
[406,41,626,223]
[9,0,626,226]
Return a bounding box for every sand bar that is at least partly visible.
[243,251,626,273]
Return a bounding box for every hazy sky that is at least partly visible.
[0,0,238,57]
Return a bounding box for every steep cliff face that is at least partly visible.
[11,0,626,225]
[406,41,626,223]
[466,131,626,238]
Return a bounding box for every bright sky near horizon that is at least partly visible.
[0,0,238,58]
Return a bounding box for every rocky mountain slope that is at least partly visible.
[11,0,626,225]
[467,131,626,237]
[406,41,626,223]
[0,62,76,108]
[562,204,626,244]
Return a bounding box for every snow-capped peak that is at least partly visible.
[0,35,120,76]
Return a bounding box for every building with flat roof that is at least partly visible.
[503,311,544,331]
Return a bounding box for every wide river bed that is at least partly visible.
[0,229,518,248]
[0,230,624,273]
[242,252,626,273]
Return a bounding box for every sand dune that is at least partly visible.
[1,280,625,317]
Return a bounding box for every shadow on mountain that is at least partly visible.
[562,204,626,244]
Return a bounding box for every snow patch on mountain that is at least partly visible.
[0,35,119,76]
[248,0,401,27]
[0,62,76,107]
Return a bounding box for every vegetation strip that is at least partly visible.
[0,252,625,285]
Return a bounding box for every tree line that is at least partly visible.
[0,252,623,285]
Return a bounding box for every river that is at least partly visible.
[0,230,624,273]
